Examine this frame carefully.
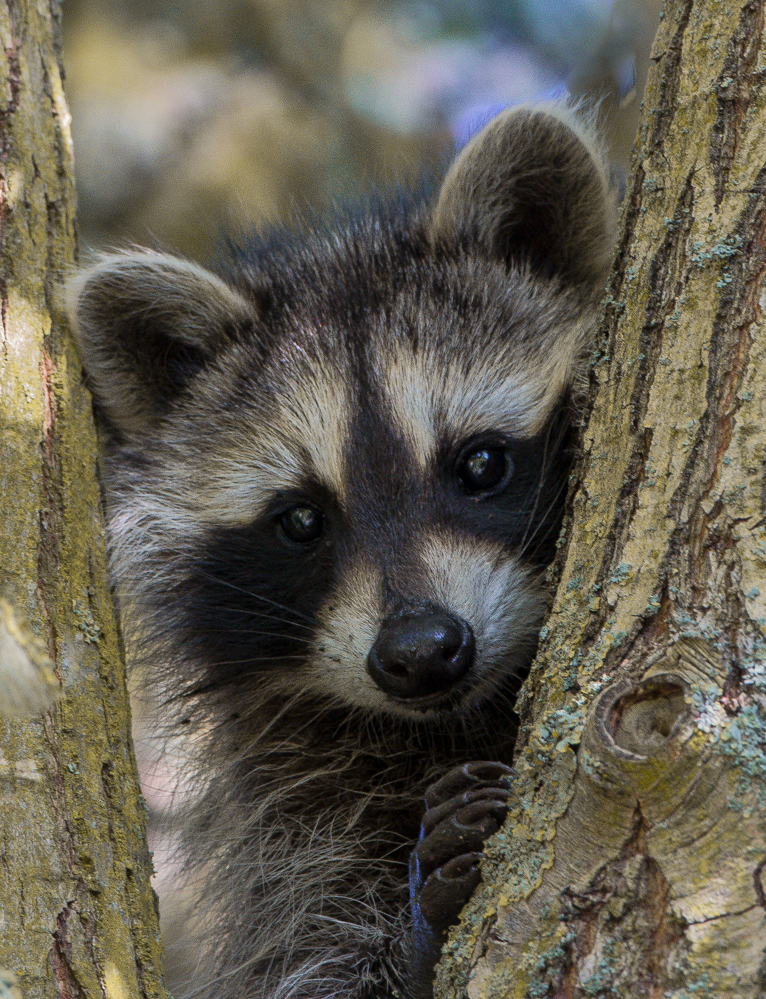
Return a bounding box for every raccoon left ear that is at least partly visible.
[431,105,616,292]
[68,251,256,435]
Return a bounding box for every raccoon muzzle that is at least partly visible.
[366,608,475,700]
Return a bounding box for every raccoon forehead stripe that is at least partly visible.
[382,333,584,465]
[133,372,352,530]
[202,396,350,525]
[272,372,351,502]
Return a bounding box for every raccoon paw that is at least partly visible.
[407,762,515,999]
[413,762,515,931]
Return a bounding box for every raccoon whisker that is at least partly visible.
[518,473,571,561]
[212,612,317,639]
[128,593,319,638]
[230,614,315,634]
[215,608,317,635]
[216,655,313,669]
[240,699,345,761]
[192,568,318,627]
[167,603,317,634]
[211,629,316,647]
[516,421,570,558]
[522,516,565,565]
[516,483,548,557]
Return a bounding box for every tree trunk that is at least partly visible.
[0,1,166,996]
[437,1,766,996]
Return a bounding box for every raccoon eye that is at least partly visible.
[279,505,324,544]
[456,447,513,495]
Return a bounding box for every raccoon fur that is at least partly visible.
[68,105,616,999]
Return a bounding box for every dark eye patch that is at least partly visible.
[441,406,574,565]
[171,487,338,691]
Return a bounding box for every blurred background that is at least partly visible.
[61,0,661,991]
[63,0,661,264]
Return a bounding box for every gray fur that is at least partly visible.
[68,105,616,999]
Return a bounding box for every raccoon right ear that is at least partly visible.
[431,105,616,293]
[67,252,255,434]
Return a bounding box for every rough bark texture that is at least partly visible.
[437,1,766,996]
[0,2,166,996]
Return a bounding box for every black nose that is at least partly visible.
[366,610,475,699]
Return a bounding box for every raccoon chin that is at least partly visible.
[376,654,533,723]
[379,688,471,721]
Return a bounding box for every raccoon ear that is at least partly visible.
[67,252,255,434]
[431,105,616,291]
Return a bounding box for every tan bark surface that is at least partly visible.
[0,1,166,995]
[438,1,766,996]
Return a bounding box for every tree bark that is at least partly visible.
[0,1,166,996]
[437,1,766,996]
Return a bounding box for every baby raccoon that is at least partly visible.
[68,105,616,999]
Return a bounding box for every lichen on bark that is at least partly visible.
[0,1,166,995]
[437,1,766,996]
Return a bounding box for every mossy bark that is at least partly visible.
[0,1,166,996]
[438,1,766,996]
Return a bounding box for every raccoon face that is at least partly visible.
[68,105,615,721]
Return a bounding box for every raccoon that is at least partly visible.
[68,105,616,999]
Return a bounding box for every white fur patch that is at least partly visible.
[195,380,351,526]
[417,530,543,689]
[310,561,385,711]
[120,349,352,535]
[271,362,351,504]
[310,531,543,717]
[382,326,586,468]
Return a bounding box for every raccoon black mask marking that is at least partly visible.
[68,105,616,999]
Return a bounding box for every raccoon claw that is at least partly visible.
[424,761,515,810]
[416,761,514,875]
[414,794,510,871]
[417,852,483,933]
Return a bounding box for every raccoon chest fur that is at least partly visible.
[68,104,616,999]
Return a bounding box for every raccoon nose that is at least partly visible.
[366,611,475,699]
